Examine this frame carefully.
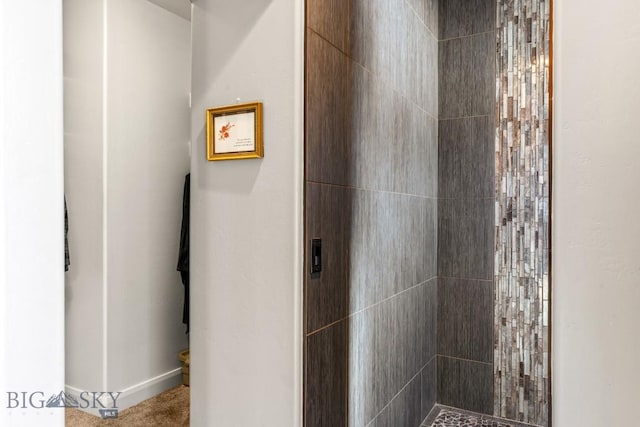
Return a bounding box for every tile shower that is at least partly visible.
[304,0,551,426]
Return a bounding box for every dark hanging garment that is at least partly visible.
[65,197,70,272]
[177,174,190,333]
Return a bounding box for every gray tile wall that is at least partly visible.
[437,355,493,414]
[304,0,439,425]
[306,1,550,425]
[437,0,496,415]
[438,278,493,364]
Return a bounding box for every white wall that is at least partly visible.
[189,0,304,426]
[105,0,190,396]
[0,1,65,426]
[64,0,105,392]
[64,0,191,410]
[553,1,640,426]
[147,0,191,21]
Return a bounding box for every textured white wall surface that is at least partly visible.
[64,0,105,392]
[189,0,304,425]
[105,0,190,394]
[64,0,191,409]
[0,1,65,426]
[146,0,191,20]
[553,0,640,426]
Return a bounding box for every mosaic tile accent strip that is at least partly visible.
[430,409,521,427]
[494,0,551,425]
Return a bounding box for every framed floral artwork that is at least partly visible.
[206,102,263,161]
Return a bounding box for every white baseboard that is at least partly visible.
[66,367,183,417]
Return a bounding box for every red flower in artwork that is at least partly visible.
[218,122,235,141]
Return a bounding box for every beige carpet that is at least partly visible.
[65,385,189,426]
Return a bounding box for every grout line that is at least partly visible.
[436,354,493,366]
[404,0,438,41]
[438,276,493,282]
[439,29,495,43]
[422,403,444,426]
[365,357,435,427]
[305,180,438,200]
[306,28,439,122]
[349,59,438,121]
[424,353,437,368]
[306,277,438,337]
[439,114,492,121]
[306,27,347,57]
[437,196,495,201]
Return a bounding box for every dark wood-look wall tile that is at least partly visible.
[404,13,438,117]
[438,31,495,119]
[424,0,438,37]
[398,107,438,198]
[350,0,438,117]
[347,189,386,312]
[436,4,497,421]
[468,31,496,116]
[419,29,439,117]
[424,198,438,277]
[307,0,441,425]
[439,0,496,40]
[305,183,350,333]
[348,282,436,427]
[347,302,377,426]
[396,6,430,115]
[406,0,425,25]
[437,356,493,415]
[307,0,349,53]
[399,280,438,399]
[438,116,494,199]
[420,279,438,368]
[349,190,434,312]
[437,278,493,363]
[396,374,423,427]
[370,371,422,427]
[349,0,396,82]
[376,290,402,419]
[438,36,461,118]
[371,287,405,421]
[438,198,494,280]
[305,29,349,185]
[403,3,439,117]
[348,62,392,192]
[305,322,347,427]
[349,63,438,197]
[421,357,437,422]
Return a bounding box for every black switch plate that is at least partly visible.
[310,239,322,278]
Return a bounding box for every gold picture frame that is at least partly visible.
[206,102,263,161]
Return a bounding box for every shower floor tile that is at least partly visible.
[422,405,540,427]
